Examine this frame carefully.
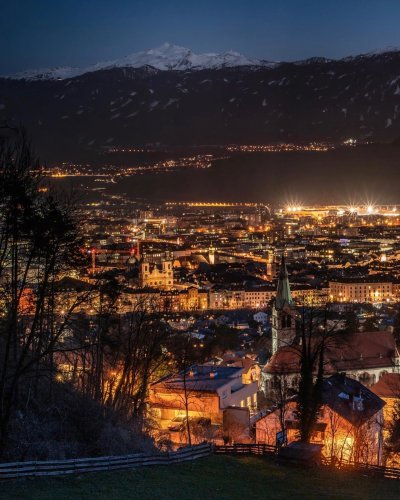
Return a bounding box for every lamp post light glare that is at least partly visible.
[367,205,375,214]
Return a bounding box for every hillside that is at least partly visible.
[1,46,400,161]
[1,455,399,499]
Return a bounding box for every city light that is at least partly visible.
[4,14,400,483]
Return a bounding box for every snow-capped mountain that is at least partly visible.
[6,43,276,80]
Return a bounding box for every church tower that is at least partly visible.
[271,255,296,354]
[265,249,276,281]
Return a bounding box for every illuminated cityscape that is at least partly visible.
[2,1,400,498]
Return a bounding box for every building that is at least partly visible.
[253,311,268,325]
[371,373,400,420]
[371,373,400,431]
[139,258,173,289]
[291,285,329,307]
[205,282,327,312]
[244,285,275,309]
[160,287,208,311]
[263,330,400,393]
[206,354,261,385]
[265,250,276,281]
[255,374,386,465]
[209,287,246,309]
[149,364,258,435]
[271,256,297,355]
[120,286,208,312]
[329,277,393,303]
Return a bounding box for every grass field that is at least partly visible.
[0,455,399,500]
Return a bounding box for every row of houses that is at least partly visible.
[148,353,399,464]
[16,274,400,318]
[124,278,400,313]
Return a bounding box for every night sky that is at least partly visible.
[2,0,400,74]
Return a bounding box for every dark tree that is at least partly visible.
[0,127,90,455]
[293,307,341,443]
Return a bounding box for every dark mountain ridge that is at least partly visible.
[1,49,400,161]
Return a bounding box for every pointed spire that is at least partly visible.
[275,254,293,309]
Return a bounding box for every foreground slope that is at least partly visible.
[1,455,399,500]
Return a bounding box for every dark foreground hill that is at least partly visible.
[1,455,398,500]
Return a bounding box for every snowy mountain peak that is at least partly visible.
[6,44,276,80]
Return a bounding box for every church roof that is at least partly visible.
[275,255,293,310]
[264,331,398,375]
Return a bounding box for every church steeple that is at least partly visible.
[275,255,293,309]
[271,254,296,355]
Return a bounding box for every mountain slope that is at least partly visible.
[1,47,400,160]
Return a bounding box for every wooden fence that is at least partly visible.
[214,444,400,480]
[0,442,212,480]
[214,443,277,456]
[328,460,400,480]
[2,442,399,481]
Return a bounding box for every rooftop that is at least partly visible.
[370,372,400,398]
[329,276,393,283]
[323,373,385,426]
[152,364,243,392]
[265,331,398,374]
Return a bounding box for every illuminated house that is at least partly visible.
[371,373,400,466]
[371,373,400,422]
[149,364,258,428]
[255,374,385,465]
[371,373,400,444]
[206,354,261,385]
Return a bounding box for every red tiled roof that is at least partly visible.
[264,331,398,375]
[370,373,400,398]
